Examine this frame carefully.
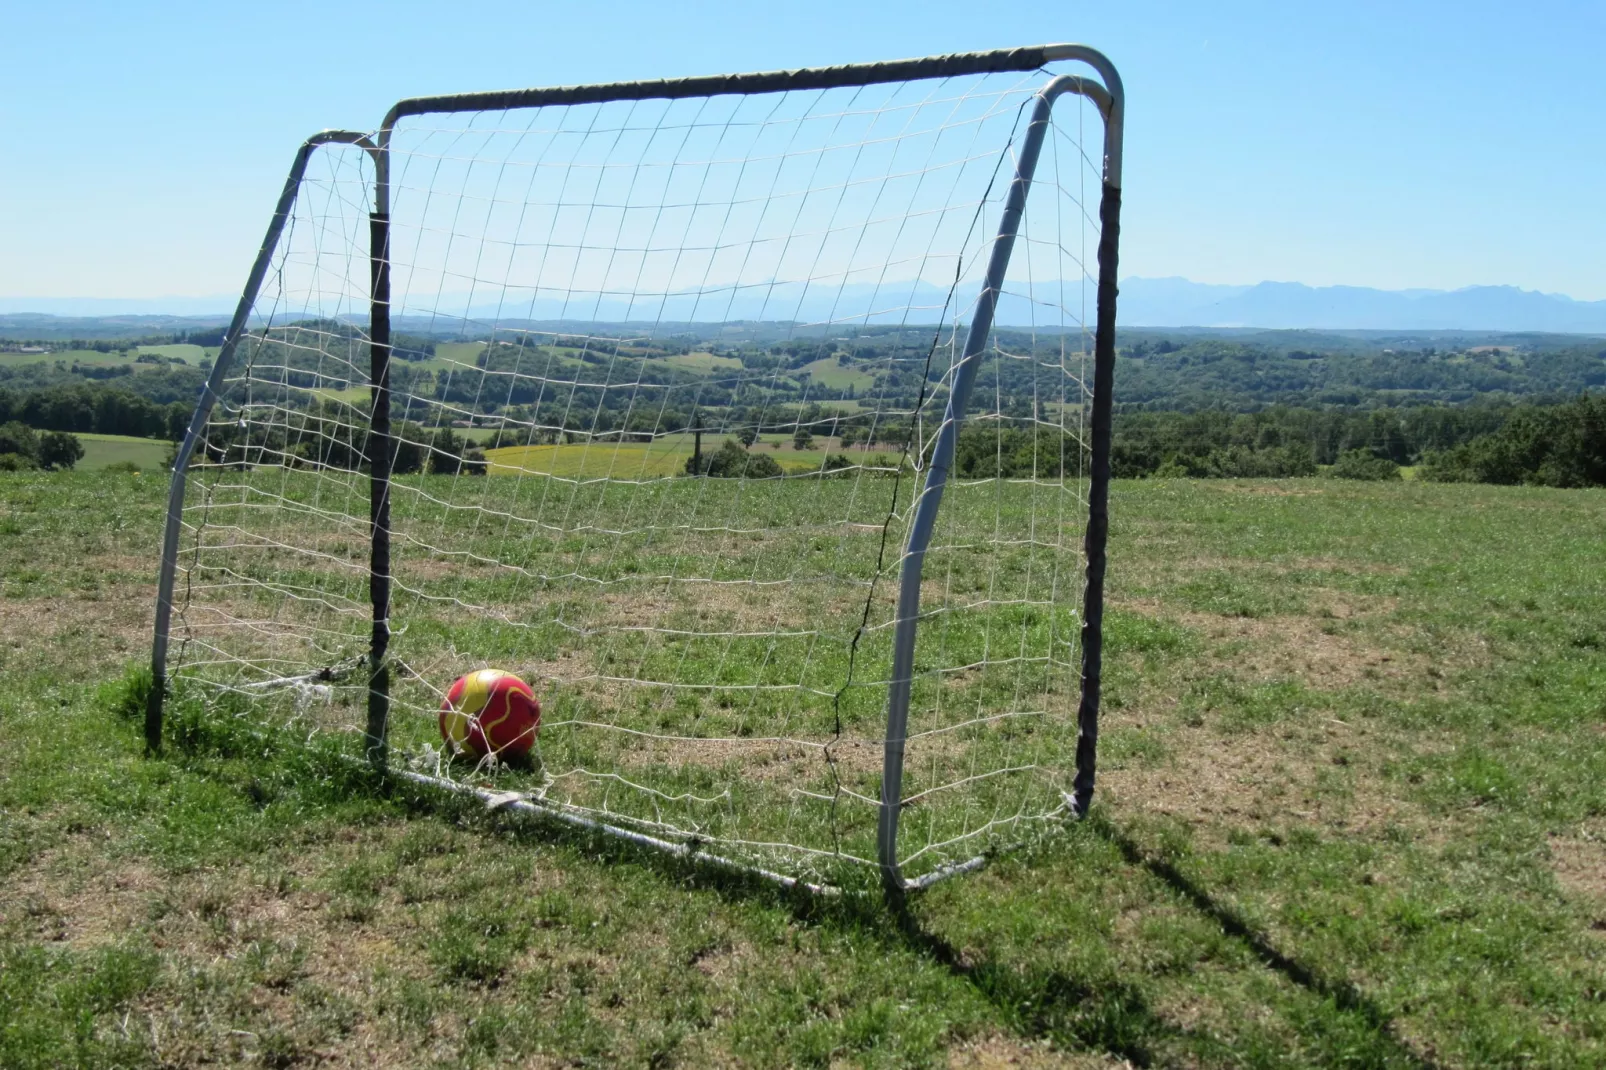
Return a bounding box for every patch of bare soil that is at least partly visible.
[946,1035,1125,1068]
[1285,556,1408,577]
[0,588,154,669]
[1175,608,1424,690]
[1,845,164,948]
[1100,714,1417,847]
[1216,484,1320,497]
[610,733,835,777]
[0,827,530,1067]
[1122,552,1407,583]
[1551,831,1606,904]
[1116,592,1436,693]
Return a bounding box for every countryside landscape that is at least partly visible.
[3,311,1605,1066]
[5,4,1606,1068]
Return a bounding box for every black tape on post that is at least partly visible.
[1074,182,1121,815]
[367,211,393,770]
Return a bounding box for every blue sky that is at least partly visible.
[2,0,1602,305]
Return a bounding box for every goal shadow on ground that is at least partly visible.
[876,814,1444,1069]
[150,709,1437,1068]
[1089,818,1441,1068]
[431,778,1441,1068]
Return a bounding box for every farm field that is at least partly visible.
[2,472,1605,1066]
[0,349,134,369]
[484,434,899,477]
[72,433,170,472]
[135,344,209,364]
[0,345,217,369]
[800,355,877,392]
[664,350,745,373]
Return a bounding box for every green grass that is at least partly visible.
[3,472,1606,1066]
[72,433,170,472]
[309,384,373,405]
[665,350,744,373]
[0,345,218,369]
[431,341,488,371]
[135,344,208,364]
[799,356,876,392]
[0,348,127,368]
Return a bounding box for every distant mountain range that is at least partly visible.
[1118,278,1606,333]
[4,278,1605,334]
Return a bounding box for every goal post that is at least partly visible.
[146,128,382,755]
[149,44,1124,894]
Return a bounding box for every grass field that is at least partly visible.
[0,348,131,369]
[72,433,170,472]
[2,472,1605,1066]
[800,355,877,392]
[0,345,218,369]
[135,344,209,364]
[664,351,745,373]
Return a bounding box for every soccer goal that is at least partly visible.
[148,44,1124,894]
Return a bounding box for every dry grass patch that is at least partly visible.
[1,843,164,949]
[0,589,154,670]
[1215,484,1321,498]
[1101,716,1420,846]
[1173,608,1427,690]
[1551,829,1606,905]
[946,1034,1125,1068]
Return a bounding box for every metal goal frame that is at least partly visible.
[147,43,1125,896]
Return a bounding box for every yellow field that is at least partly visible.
[483,434,894,478]
[485,440,696,479]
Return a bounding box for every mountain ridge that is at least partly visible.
[1119,278,1606,332]
[4,279,1606,334]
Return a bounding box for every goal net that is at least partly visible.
[154,48,1122,891]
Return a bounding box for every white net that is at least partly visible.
[170,64,1105,886]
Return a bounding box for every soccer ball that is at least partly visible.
[439,669,540,760]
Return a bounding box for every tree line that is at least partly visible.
[0,383,190,440]
[0,423,85,471]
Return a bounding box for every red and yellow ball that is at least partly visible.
[439,669,540,760]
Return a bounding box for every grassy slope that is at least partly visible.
[71,433,170,472]
[666,351,745,373]
[800,356,876,392]
[0,346,218,369]
[135,344,207,363]
[2,473,1605,1067]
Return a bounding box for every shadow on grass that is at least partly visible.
[884,900,1185,1068]
[1077,813,1442,1070]
[144,686,1435,1068]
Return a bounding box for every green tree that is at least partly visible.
[390,423,428,475]
[792,428,814,451]
[686,439,783,479]
[0,421,39,465]
[428,427,466,474]
[1328,448,1401,481]
[1421,396,1606,487]
[37,431,85,471]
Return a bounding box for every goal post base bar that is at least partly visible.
[392,767,1006,898]
[394,768,844,897]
